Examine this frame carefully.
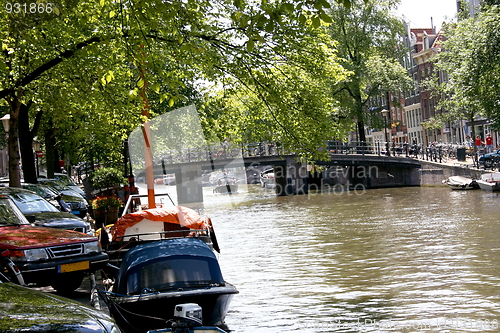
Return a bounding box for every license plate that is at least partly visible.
[58,261,89,273]
[71,211,80,215]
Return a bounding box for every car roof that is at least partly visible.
[0,187,36,195]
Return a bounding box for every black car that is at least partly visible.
[18,182,63,209]
[38,178,89,217]
[0,279,120,332]
[478,148,500,169]
[0,187,93,234]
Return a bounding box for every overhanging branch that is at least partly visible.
[0,36,103,100]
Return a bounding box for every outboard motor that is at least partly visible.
[164,303,203,332]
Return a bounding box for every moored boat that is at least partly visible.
[104,205,220,266]
[476,172,500,191]
[101,238,238,333]
[443,176,480,190]
[213,184,238,194]
[260,168,275,188]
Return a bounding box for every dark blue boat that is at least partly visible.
[103,238,238,333]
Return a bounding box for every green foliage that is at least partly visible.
[0,0,359,180]
[433,6,500,129]
[90,167,127,191]
[326,0,412,142]
[200,25,352,161]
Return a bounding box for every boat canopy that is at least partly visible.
[114,238,223,294]
[110,206,207,241]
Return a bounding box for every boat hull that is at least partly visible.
[107,286,237,332]
[477,180,500,191]
[444,176,479,190]
[477,173,500,191]
[260,169,275,188]
[213,184,238,194]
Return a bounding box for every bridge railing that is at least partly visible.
[240,142,286,158]
[327,141,475,165]
[155,141,473,167]
[327,141,408,156]
[156,142,283,166]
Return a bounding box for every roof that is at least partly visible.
[110,206,207,241]
[116,238,216,279]
[122,237,215,265]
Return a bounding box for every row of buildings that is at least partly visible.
[366,0,498,151]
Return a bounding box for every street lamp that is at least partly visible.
[1,114,10,133]
[381,109,390,157]
[32,139,41,178]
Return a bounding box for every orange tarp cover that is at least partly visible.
[110,206,207,241]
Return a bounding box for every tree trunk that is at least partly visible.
[355,95,366,144]
[470,117,478,167]
[53,146,62,173]
[18,103,37,184]
[6,94,22,187]
[357,119,366,143]
[44,127,56,178]
[43,122,63,178]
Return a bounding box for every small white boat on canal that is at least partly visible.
[260,168,275,188]
[476,172,500,191]
[443,176,480,190]
[213,183,238,194]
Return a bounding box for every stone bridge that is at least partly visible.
[134,143,422,204]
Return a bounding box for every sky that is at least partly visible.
[396,0,459,31]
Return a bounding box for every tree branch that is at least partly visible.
[0,36,102,100]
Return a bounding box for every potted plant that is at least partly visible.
[90,167,128,197]
[91,196,124,228]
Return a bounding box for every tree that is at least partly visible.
[1,0,350,186]
[326,0,413,143]
[467,5,500,128]
[431,5,500,163]
[200,25,352,161]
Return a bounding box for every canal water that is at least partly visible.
[176,185,500,332]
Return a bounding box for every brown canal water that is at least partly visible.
[185,185,500,332]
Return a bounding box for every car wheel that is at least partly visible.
[50,272,84,294]
[484,158,492,169]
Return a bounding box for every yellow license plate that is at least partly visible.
[58,261,89,273]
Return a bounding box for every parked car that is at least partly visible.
[478,148,500,169]
[38,178,89,217]
[0,278,119,332]
[39,171,87,199]
[0,179,88,217]
[0,194,108,293]
[19,182,62,209]
[0,187,93,235]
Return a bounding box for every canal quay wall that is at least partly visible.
[303,158,488,192]
[419,160,487,186]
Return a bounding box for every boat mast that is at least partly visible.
[138,44,156,209]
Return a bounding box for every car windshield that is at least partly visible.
[22,185,57,199]
[38,180,69,192]
[54,174,78,187]
[0,198,30,226]
[10,192,59,214]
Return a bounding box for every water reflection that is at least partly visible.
[194,186,500,332]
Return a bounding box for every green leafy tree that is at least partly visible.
[432,5,500,159]
[200,25,352,161]
[1,0,353,186]
[326,0,413,143]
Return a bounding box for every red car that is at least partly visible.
[0,194,108,293]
